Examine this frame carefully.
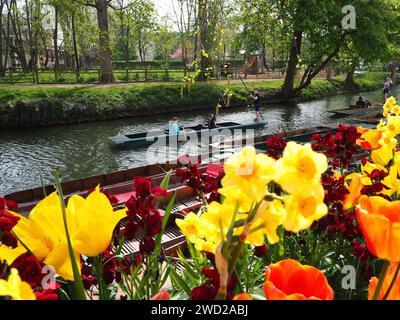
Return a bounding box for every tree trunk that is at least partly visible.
[125,25,130,70]
[197,0,210,80]
[281,30,303,98]
[345,70,355,90]
[53,5,59,74]
[72,13,80,75]
[11,0,28,71]
[326,62,333,81]
[0,0,4,76]
[96,0,115,83]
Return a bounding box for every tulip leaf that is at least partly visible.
[154,191,177,256]
[169,265,192,295]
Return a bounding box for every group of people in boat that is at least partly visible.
[354,78,395,108]
[169,113,219,135]
[169,88,263,134]
[355,96,372,109]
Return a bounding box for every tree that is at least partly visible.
[79,0,117,82]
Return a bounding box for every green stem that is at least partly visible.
[373,260,390,300]
[53,172,86,300]
[382,262,400,300]
[93,255,107,300]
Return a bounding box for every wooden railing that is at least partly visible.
[0,67,330,85]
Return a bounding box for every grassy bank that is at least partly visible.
[0,72,393,128]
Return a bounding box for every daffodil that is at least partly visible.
[0,269,36,300]
[283,184,328,233]
[220,146,276,209]
[242,199,286,246]
[176,212,207,244]
[201,200,237,244]
[273,142,328,194]
[371,142,396,166]
[0,245,26,265]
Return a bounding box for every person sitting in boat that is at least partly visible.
[355,96,366,108]
[365,100,372,108]
[169,116,181,135]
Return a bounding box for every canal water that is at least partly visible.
[1,87,398,195]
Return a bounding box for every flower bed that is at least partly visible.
[1,98,400,300]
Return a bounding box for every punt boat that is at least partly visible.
[329,105,383,117]
[108,121,267,148]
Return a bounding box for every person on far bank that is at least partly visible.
[250,89,262,122]
[383,78,393,102]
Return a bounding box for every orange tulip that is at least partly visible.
[356,196,400,262]
[263,259,334,300]
[343,175,363,210]
[233,293,254,300]
[151,290,171,300]
[357,129,383,150]
[368,262,400,300]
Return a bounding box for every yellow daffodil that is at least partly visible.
[283,184,328,233]
[242,199,286,246]
[383,96,398,117]
[176,212,207,244]
[0,245,26,265]
[201,200,237,244]
[371,142,396,166]
[219,146,276,208]
[0,269,36,300]
[273,142,328,193]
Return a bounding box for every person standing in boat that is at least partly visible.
[250,89,262,122]
[383,78,393,102]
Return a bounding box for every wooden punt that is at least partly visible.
[108,121,267,148]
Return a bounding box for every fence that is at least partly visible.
[0,67,329,85]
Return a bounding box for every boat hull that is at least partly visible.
[109,121,267,148]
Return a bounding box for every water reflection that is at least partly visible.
[0,86,398,195]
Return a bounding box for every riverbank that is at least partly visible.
[0,72,393,128]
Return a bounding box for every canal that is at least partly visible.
[1,87,398,195]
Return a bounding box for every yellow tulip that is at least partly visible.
[283,184,328,233]
[0,269,36,300]
[12,188,126,281]
[273,142,328,194]
[68,191,127,257]
[11,192,78,280]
